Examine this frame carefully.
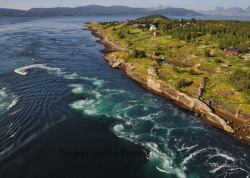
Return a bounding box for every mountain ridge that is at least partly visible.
[197,6,250,17]
[0,5,201,17]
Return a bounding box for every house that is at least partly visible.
[154,32,161,36]
[180,22,191,27]
[149,25,157,30]
[221,62,231,67]
[152,51,164,61]
[153,51,161,56]
[224,48,239,56]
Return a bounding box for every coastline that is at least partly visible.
[85,22,250,146]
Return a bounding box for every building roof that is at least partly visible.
[225,48,239,52]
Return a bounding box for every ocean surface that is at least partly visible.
[0,15,249,178]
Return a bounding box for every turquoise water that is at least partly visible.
[0,16,249,178]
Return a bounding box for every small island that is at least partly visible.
[86,15,250,145]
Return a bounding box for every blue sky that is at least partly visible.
[1,0,249,10]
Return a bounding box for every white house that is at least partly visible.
[149,25,157,30]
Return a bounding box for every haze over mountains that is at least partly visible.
[0,5,250,17]
[197,6,250,17]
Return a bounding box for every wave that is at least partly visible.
[7,98,18,110]
[64,72,79,80]
[14,64,61,75]
[0,114,66,160]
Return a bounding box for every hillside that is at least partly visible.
[87,15,250,144]
[0,8,26,16]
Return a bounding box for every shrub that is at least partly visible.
[172,66,185,74]
[203,49,210,57]
[118,33,125,39]
[132,49,146,58]
[214,58,221,63]
[176,79,191,90]
[188,69,196,75]
[172,66,180,73]
[138,24,143,29]
[175,44,182,49]
[229,68,250,94]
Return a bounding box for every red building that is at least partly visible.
[224,48,239,56]
[154,32,161,36]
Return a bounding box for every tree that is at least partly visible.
[132,49,146,58]
[218,43,223,50]
[239,42,248,52]
[203,49,210,57]
[185,32,191,43]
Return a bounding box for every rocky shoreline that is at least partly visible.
[85,22,250,146]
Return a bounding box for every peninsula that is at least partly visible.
[86,15,250,145]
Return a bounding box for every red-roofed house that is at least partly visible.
[154,32,161,36]
[224,48,239,56]
[153,51,161,56]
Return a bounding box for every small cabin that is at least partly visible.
[224,48,239,56]
[154,32,161,36]
[153,51,161,56]
[149,25,157,31]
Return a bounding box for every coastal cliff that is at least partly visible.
[85,22,250,145]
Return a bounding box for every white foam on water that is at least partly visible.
[113,124,124,133]
[103,89,126,96]
[0,88,18,114]
[176,144,198,152]
[70,99,94,110]
[7,98,18,110]
[181,148,207,170]
[209,164,230,174]
[0,88,7,97]
[81,76,105,88]
[14,64,62,75]
[156,166,186,178]
[209,152,235,162]
[64,72,79,80]
[143,142,186,178]
[68,84,85,94]
[137,111,162,121]
[91,90,102,99]
[70,99,101,116]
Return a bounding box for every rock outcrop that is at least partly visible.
[123,64,235,133]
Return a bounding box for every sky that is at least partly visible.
[1,0,249,11]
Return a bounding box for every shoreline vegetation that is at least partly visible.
[85,15,250,145]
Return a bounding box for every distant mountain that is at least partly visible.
[0,5,202,17]
[154,7,200,16]
[197,7,250,17]
[0,8,26,16]
[245,6,250,12]
[27,5,148,15]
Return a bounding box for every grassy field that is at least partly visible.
[95,18,250,114]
